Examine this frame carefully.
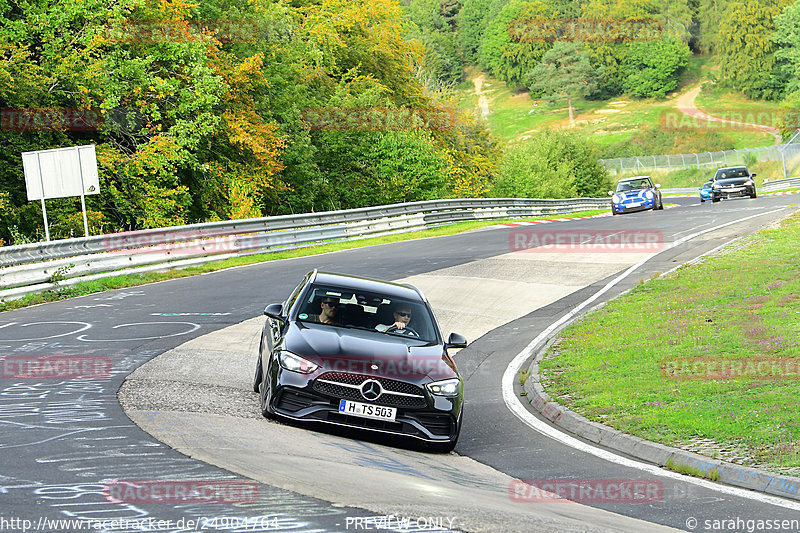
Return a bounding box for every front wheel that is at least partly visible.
[253,356,263,393]
[712,195,720,203]
[750,191,757,199]
[259,379,275,419]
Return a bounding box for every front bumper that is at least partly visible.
[268,370,461,444]
[713,185,755,199]
[612,198,655,213]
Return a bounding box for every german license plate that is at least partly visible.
[338,400,396,421]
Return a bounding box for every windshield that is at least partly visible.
[616,179,651,192]
[296,284,438,343]
[715,168,749,180]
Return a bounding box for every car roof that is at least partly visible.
[310,271,424,301]
[617,176,651,183]
[715,166,747,172]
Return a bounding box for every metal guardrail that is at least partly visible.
[0,197,609,301]
[762,176,800,190]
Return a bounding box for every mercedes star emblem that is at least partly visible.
[360,379,383,401]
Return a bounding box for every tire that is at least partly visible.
[259,378,275,419]
[656,198,664,210]
[700,197,705,203]
[253,356,263,392]
[612,208,619,215]
[712,195,720,203]
[750,191,757,199]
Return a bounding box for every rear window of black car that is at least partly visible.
[295,284,438,342]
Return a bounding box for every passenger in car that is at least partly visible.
[376,304,413,333]
[308,298,341,325]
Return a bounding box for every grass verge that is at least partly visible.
[0,210,607,313]
[539,211,800,474]
[665,458,720,481]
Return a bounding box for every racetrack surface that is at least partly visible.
[1,195,799,532]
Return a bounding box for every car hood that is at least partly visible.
[715,177,751,186]
[285,322,458,382]
[617,188,652,197]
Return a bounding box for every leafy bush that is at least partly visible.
[492,130,611,198]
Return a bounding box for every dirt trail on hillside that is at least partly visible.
[473,74,490,118]
[674,85,782,145]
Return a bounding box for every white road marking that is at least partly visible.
[0,322,92,341]
[76,322,201,342]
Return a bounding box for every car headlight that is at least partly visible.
[713,182,721,189]
[744,179,753,186]
[426,378,461,397]
[278,351,318,374]
[611,194,621,203]
[644,190,654,199]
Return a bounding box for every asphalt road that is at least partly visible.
[1,194,799,532]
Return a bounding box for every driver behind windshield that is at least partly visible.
[376,303,413,334]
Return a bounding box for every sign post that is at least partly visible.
[22,144,100,241]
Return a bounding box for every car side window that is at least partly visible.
[284,275,309,316]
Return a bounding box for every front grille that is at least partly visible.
[313,372,427,409]
[317,372,423,395]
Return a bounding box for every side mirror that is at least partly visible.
[607,191,614,196]
[264,303,285,320]
[750,173,757,178]
[446,332,467,350]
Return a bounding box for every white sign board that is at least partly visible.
[22,145,100,201]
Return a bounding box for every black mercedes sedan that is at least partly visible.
[710,166,757,202]
[253,270,467,452]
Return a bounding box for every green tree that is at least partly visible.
[457,0,493,63]
[696,0,733,54]
[716,0,793,100]
[479,0,555,90]
[773,0,800,96]
[528,42,598,122]
[623,36,691,98]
